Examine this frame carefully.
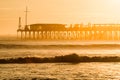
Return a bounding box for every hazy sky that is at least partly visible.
[0,0,120,35]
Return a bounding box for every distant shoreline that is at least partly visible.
[0,54,120,64]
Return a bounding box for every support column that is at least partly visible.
[37,31,39,39]
[29,31,31,39]
[33,31,35,39]
[21,31,23,40]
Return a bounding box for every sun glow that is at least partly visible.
[109,0,120,4]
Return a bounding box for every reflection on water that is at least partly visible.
[0,63,120,80]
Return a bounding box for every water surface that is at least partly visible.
[0,40,120,79]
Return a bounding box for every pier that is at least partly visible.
[17,5,120,41]
[17,23,120,40]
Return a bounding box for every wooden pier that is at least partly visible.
[17,6,120,41]
[17,4,120,41]
[17,23,120,40]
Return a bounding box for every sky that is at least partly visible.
[0,0,120,35]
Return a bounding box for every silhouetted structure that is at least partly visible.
[17,22,120,40]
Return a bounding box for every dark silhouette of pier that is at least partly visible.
[17,5,120,41]
[17,23,120,40]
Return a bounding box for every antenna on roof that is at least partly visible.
[18,17,22,29]
[25,0,29,27]
[25,6,29,27]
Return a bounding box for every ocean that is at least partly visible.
[0,40,120,80]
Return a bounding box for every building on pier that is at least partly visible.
[17,21,120,40]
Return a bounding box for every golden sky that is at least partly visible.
[0,0,120,35]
